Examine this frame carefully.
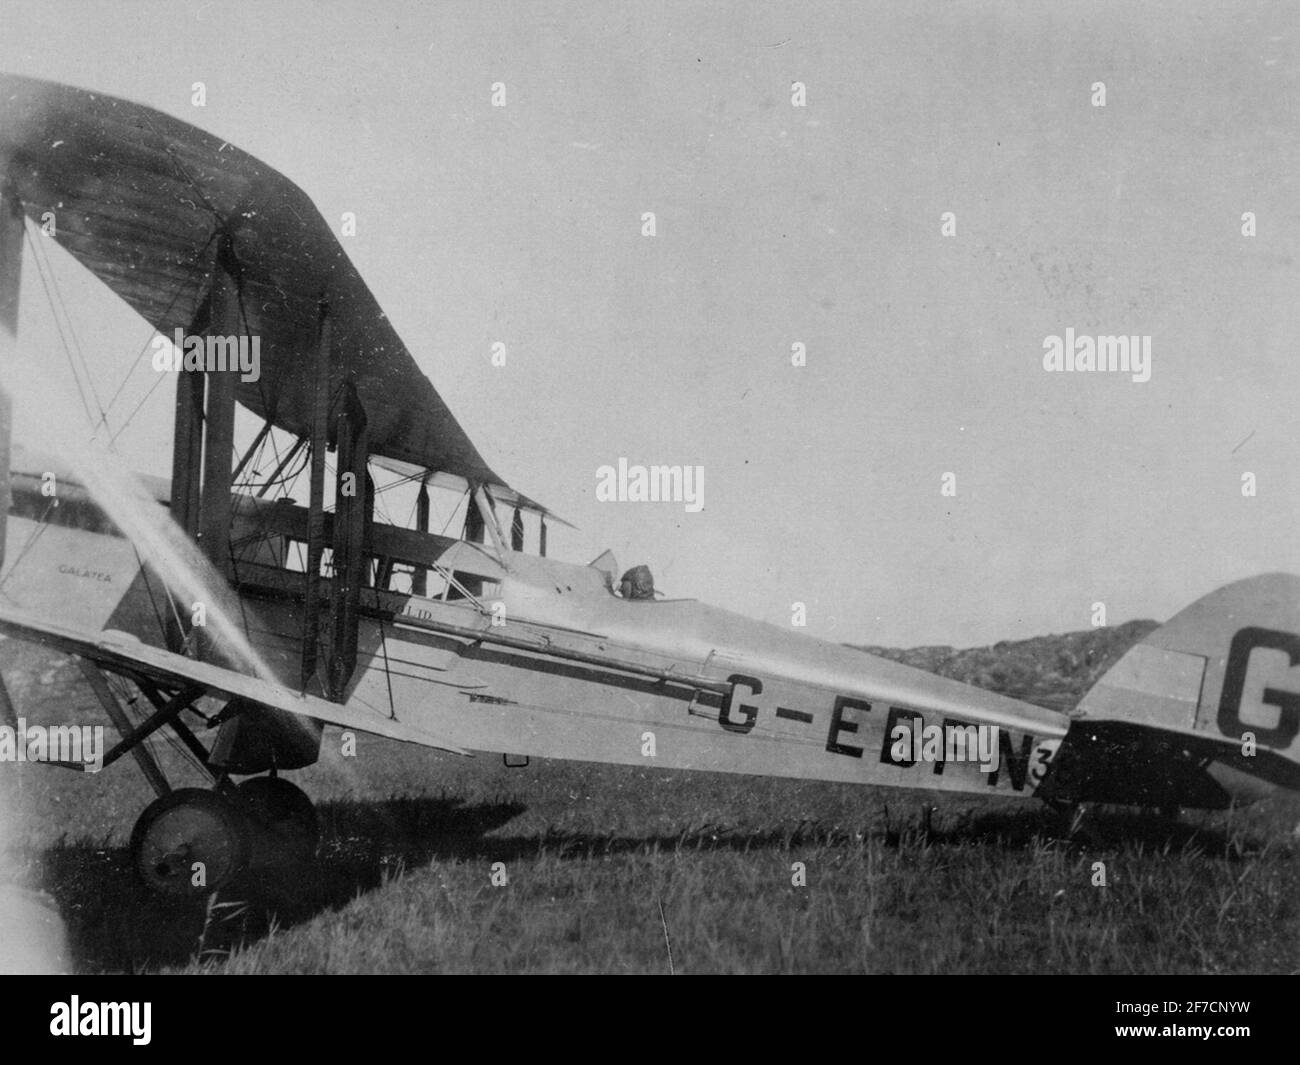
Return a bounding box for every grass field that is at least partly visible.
[1,623,1297,974]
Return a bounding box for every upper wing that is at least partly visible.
[0,603,468,754]
[0,73,546,514]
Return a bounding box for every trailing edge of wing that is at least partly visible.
[0,604,469,755]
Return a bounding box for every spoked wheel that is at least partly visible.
[236,776,318,867]
[130,788,250,898]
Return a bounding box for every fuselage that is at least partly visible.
[9,453,1294,811]
[0,453,1069,800]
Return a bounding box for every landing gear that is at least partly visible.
[75,666,323,898]
[129,778,319,897]
[129,788,250,898]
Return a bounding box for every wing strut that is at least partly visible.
[301,298,332,692]
[473,484,512,567]
[198,256,241,569]
[77,661,172,797]
[0,180,23,569]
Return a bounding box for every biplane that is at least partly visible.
[0,74,1296,897]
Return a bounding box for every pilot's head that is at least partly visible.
[618,565,656,600]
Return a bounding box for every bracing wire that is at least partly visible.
[21,222,96,429]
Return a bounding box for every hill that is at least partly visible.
[851,618,1161,712]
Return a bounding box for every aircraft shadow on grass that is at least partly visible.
[32,793,1266,973]
[37,794,523,973]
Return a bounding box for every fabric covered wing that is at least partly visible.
[0,72,542,508]
[0,603,469,754]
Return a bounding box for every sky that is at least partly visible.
[1,0,1297,647]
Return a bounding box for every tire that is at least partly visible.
[130,788,250,898]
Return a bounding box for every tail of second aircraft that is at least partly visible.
[1038,573,1300,809]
